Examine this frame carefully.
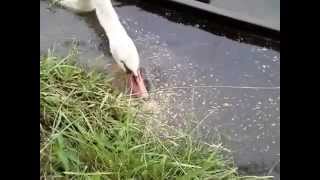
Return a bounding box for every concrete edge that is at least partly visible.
[166,0,280,32]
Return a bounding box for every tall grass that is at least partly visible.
[40,50,273,180]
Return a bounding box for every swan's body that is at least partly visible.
[58,0,148,97]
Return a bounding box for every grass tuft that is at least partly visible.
[40,50,273,180]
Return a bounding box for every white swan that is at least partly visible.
[58,0,148,98]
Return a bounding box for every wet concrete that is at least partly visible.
[40,0,280,179]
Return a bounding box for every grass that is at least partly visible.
[40,49,273,180]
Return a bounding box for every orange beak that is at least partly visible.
[128,69,149,98]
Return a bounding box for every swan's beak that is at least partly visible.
[128,69,149,98]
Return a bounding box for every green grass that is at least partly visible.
[40,49,273,180]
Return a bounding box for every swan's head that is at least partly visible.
[110,35,149,98]
[119,54,149,99]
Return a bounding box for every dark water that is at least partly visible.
[40,0,280,179]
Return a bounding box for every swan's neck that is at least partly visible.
[94,0,127,38]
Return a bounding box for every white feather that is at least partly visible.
[59,0,140,76]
